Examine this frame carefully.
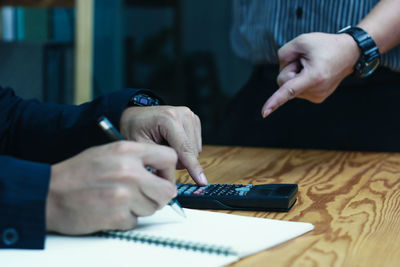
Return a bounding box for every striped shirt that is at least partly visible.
[231,0,400,72]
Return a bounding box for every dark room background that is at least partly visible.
[0,0,252,144]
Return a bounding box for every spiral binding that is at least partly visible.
[96,231,237,256]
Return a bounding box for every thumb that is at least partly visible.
[261,70,312,118]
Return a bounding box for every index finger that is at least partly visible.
[162,122,208,186]
[261,71,311,118]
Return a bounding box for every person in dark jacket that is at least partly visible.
[0,87,207,249]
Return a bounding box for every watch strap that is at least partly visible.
[338,26,380,77]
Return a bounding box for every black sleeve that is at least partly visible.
[0,156,50,249]
[0,87,156,249]
[0,87,145,163]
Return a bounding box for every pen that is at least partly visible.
[97,115,186,218]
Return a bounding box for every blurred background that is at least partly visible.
[0,0,252,144]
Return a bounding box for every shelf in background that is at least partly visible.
[0,0,73,7]
[0,0,92,105]
[125,0,178,8]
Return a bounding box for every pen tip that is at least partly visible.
[169,200,186,218]
[175,205,186,218]
[180,209,187,218]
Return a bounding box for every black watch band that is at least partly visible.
[338,26,381,77]
[128,92,161,107]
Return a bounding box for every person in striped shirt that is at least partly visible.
[219,0,400,151]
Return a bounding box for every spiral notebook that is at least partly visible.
[1,207,314,267]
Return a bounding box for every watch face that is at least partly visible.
[360,57,380,78]
[130,93,161,106]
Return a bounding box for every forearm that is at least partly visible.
[358,0,400,53]
[0,87,138,163]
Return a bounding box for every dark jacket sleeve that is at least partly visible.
[0,87,149,163]
[0,87,153,249]
[0,156,50,249]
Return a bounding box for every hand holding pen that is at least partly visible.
[47,128,179,234]
[98,116,186,218]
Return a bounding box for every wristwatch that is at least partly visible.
[128,92,161,107]
[338,26,381,77]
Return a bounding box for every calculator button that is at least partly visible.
[188,186,198,191]
[179,184,189,190]
[205,186,217,194]
[235,187,250,192]
[193,188,204,194]
[178,186,188,191]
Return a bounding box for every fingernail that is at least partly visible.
[199,172,208,185]
[262,108,272,118]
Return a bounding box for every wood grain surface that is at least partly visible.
[176,145,400,267]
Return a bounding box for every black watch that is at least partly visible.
[128,92,161,107]
[338,26,381,78]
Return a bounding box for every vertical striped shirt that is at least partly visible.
[231,0,400,72]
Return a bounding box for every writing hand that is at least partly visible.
[120,106,207,186]
[46,141,177,235]
[261,32,361,118]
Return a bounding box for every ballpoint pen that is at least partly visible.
[97,115,186,218]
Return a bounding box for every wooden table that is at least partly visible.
[176,146,400,267]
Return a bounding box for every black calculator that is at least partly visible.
[176,183,298,212]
